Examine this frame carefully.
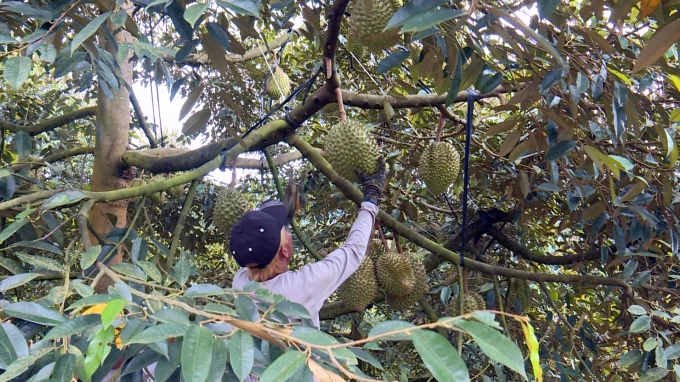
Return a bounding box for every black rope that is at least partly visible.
[458,89,479,267]
[219,148,229,172]
[219,67,323,166]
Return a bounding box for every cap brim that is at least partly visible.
[260,203,288,227]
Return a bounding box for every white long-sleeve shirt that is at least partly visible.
[232,201,379,328]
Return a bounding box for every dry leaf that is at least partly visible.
[307,359,345,382]
[638,0,661,19]
[632,19,680,73]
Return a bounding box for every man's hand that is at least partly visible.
[355,157,388,205]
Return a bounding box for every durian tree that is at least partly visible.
[1,0,679,381]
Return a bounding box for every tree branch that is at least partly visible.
[286,134,635,319]
[487,227,611,265]
[0,106,97,136]
[128,87,157,148]
[120,146,317,173]
[11,147,95,172]
[341,85,518,110]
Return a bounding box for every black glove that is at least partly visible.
[355,157,388,205]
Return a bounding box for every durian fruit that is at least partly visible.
[506,278,534,313]
[348,0,402,53]
[337,256,378,311]
[148,176,166,204]
[448,292,486,316]
[347,36,368,59]
[128,178,147,203]
[323,119,380,181]
[368,239,384,261]
[167,184,185,200]
[384,255,427,311]
[266,66,291,100]
[213,188,252,234]
[375,251,415,297]
[418,141,461,195]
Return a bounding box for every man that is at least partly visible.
[229,157,388,328]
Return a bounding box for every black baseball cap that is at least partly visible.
[229,200,288,268]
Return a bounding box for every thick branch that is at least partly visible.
[11,147,95,172]
[323,0,349,86]
[341,85,517,110]
[488,227,611,265]
[120,147,317,172]
[128,87,157,148]
[287,134,634,319]
[0,106,97,136]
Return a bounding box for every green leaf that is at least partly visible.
[291,327,357,365]
[0,217,29,245]
[400,9,467,33]
[0,273,42,292]
[544,140,576,162]
[349,348,384,371]
[629,315,651,333]
[80,245,102,270]
[258,350,306,382]
[412,330,469,382]
[666,343,680,360]
[150,309,191,326]
[215,0,261,18]
[71,12,112,54]
[454,320,527,379]
[181,324,215,382]
[101,299,127,328]
[368,320,418,341]
[0,347,53,382]
[126,323,188,345]
[10,240,64,255]
[185,283,225,297]
[639,367,669,382]
[537,0,560,18]
[43,314,102,341]
[15,252,64,272]
[608,155,634,173]
[0,323,28,365]
[3,302,66,326]
[110,263,147,280]
[205,22,230,50]
[3,56,32,90]
[52,353,76,382]
[643,337,658,351]
[376,50,410,75]
[628,305,647,315]
[41,191,88,211]
[535,183,563,192]
[619,349,642,368]
[384,0,449,30]
[274,301,311,319]
[229,329,254,382]
[209,338,229,382]
[0,34,18,44]
[203,303,237,316]
[136,260,162,283]
[184,2,209,27]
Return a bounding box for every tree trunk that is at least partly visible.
[88,2,135,293]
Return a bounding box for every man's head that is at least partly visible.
[229,200,293,278]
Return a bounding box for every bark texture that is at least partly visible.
[88,2,136,292]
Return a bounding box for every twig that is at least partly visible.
[165,180,199,272]
[128,85,158,148]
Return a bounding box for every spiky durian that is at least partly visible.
[266,66,291,100]
[323,119,380,182]
[213,188,252,234]
[418,141,461,195]
[448,292,486,316]
[348,0,402,52]
[384,255,427,311]
[337,256,378,311]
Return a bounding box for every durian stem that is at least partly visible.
[375,220,389,249]
[335,87,346,121]
[394,233,403,255]
[435,112,445,142]
[263,148,323,261]
[229,158,237,188]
